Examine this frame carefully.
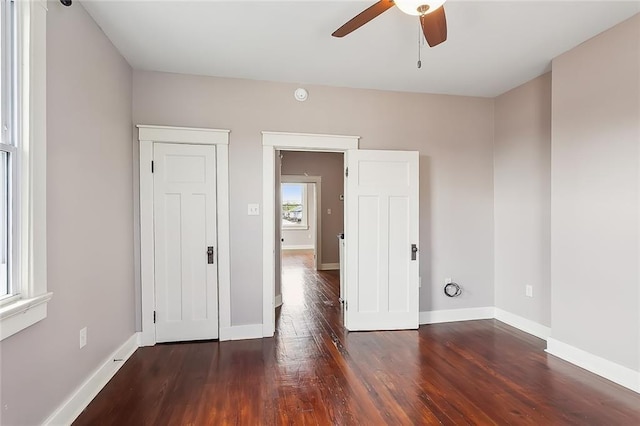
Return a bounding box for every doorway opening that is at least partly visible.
[261,131,359,337]
[277,151,345,331]
[263,132,420,336]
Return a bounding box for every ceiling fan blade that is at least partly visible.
[420,5,447,47]
[332,1,395,38]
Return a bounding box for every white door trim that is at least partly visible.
[262,131,359,337]
[281,175,322,271]
[138,125,231,346]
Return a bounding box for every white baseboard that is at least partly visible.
[419,307,494,325]
[43,332,140,425]
[318,263,339,271]
[219,324,264,341]
[494,308,551,341]
[546,338,640,394]
[282,245,314,250]
[138,330,155,347]
[274,294,282,308]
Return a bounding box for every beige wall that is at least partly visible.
[133,71,496,325]
[0,3,134,425]
[551,14,639,370]
[281,151,344,264]
[494,73,552,326]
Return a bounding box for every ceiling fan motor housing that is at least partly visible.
[331,0,448,48]
[394,0,446,16]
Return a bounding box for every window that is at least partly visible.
[282,183,308,229]
[0,0,49,341]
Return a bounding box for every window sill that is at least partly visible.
[283,225,309,231]
[0,292,52,341]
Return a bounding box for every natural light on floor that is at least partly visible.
[282,267,306,308]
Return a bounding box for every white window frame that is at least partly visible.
[281,174,322,271]
[0,0,16,302]
[0,0,50,341]
[281,182,308,230]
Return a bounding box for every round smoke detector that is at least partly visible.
[294,88,308,102]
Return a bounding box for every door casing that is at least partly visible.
[262,132,359,337]
[138,125,231,346]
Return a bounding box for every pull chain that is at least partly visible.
[417,21,422,69]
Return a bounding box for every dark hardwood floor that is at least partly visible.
[75,250,640,425]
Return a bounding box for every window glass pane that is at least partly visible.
[1,0,14,147]
[0,151,8,297]
[282,183,306,227]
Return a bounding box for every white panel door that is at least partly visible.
[154,143,218,342]
[345,150,419,331]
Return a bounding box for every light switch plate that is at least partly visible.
[248,204,260,216]
[79,327,87,349]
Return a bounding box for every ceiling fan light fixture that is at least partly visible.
[394,0,446,16]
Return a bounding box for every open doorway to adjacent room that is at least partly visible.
[276,151,345,335]
[263,132,419,335]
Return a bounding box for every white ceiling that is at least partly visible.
[81,1,640,97]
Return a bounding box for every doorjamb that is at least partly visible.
[281,174,322,271]
[262,132,359,337]
[138,125,231,346]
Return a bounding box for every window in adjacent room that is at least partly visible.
[281,183,308,229]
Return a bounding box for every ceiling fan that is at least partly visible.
[332,0,448,47]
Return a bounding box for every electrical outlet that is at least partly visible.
[79,327,87,349]
[525,285,533,298]
[327,208,332,215]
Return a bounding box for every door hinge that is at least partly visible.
[153,311,156,323]
[345,167,349,177]
[345,300,348,310]
[151,160,154,173]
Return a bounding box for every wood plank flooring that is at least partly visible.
[74,250,640,425]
